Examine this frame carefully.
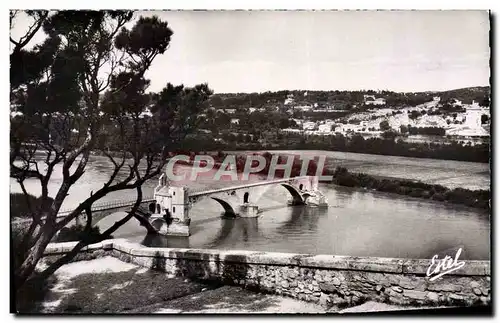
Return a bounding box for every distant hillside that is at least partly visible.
[433,86,490,106]
[208,86,490,112]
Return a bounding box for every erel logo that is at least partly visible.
[426,248,466,282]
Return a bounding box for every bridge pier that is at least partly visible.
[239,204,259,218]
[159,221,190,236]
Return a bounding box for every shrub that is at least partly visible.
[432,193,446,201]
[408,188,425,198]
[356,173,375,188]
[12,222,31,272]
[381,131,398,141]
[379,120,391,131]
[396,186,410,195]
[377,180,400,193]
[333,166,349,177]
[334,173,359,187]
[422,190,432,199]
[399,180,432,191]
[432,184,448,193]
[10,193,54,219]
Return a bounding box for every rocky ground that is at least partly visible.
[15,257,454,314]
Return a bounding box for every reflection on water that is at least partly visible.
[275,206,328,235]
[208,217,261,247]
[141,234,190,249]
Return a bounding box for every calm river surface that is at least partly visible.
[11,151,490,260]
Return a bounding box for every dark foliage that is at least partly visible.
[408,126,446,136]
[11,193,54,218]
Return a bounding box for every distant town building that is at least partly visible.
[282,128,302,134]
[334,124,358,133]
[318,124,333,133]
[364,95,386,105]
[302,121,316,130]
[294,105,313,112]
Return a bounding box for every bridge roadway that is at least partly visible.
[187,176,311,198]
[56,198,156,218]
[13,176,313,226]
[12,197,155,225]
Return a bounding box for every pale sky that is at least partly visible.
[11,10,490,93]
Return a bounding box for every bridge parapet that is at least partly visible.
[186,176,314,197]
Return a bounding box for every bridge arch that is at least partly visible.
[211,197,238,217]
[281,183,306,205]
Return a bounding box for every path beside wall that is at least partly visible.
[43,239,491,309]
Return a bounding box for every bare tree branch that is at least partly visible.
[10,10,48,53]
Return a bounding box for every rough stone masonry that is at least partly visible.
[42,239,491,309]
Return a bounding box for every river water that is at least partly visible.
[11,151,490,260]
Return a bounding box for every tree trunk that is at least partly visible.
[14,224,54,290]
[132,213,158,234]
[15,178,73,289]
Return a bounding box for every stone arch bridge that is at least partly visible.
[15,175,326,237]
[152,175,326,236]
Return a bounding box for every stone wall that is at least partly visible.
[43,239,491,309]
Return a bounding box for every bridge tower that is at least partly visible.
[157,186,191,236]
